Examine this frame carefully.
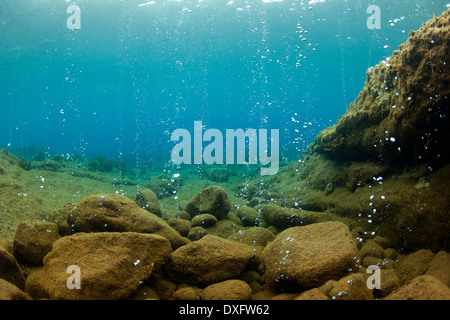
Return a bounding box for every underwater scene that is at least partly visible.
[0,0,449,303]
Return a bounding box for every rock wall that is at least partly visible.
[315,10,450,168]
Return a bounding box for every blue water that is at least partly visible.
[1,0,448,169]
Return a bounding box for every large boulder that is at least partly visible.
[262,221,359,289]
[185,186,231,219]
[26,232,172,300]
[60,193,186,249]
[12,220,59,265]
[168,235,256,286]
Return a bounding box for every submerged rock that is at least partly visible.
[26,232,172,300]
[227,227,275,249]
[12,220,59,265]
[202,279,252,300]
[0,279,31,300]
[168,235,256,286]
[61,193,187,249]
[191,213,218,228]
[136,188,162,217]
[185,186,231,219]
[0,247,26,291]
[315,10,450,167]
[260,203,332,228]
[385,275,450,300]
[395,249,435,285]
[425,251,450,287]
[262,221,359,289]
[236,206,262,226]
[328,273,373,300]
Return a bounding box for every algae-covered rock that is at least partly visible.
[12,220,59,265]
[136,188,162,217]
[185,186,231,219]
[315,10,450,167]
[236,206,262,226]
[0,279,31,300]
[385,275,450,300]
[168,235,256,286]
[328,273,374,300]
[395,249,435,285]
[227,227,275,249]
[425,251,450,287]
[0,247,26,290]
[27,232,171,300]
[168,218,191,237]
[191,214,218,228]
[262,221,359,289]
[62,193,187,249]
[260,203,332,228]
[202,279,252,300]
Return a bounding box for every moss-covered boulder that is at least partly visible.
[185,186,231,219]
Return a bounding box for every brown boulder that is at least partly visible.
[173,286,203,300]
[328,273,373,300]
[260,204,332,227]
[202,279,252,300]
[0,247,26,290]
[385,275,450,300]
[191,214,218,228]
[395,249,435,285]
[168,218,191,237]
[359,239,385,259]
[227,227,275,249]
[12,220,59,265]
[27,232,172,300]
[62,193,186,249]
[424,251,450,287]
[136,188,162,217]
[168,235,256,286]
[314,11,450,167]
[262,221,359,289]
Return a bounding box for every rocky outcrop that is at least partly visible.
[266,11,450,252]
[315,11,450,167]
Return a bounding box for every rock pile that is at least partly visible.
[0,186,449,300]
